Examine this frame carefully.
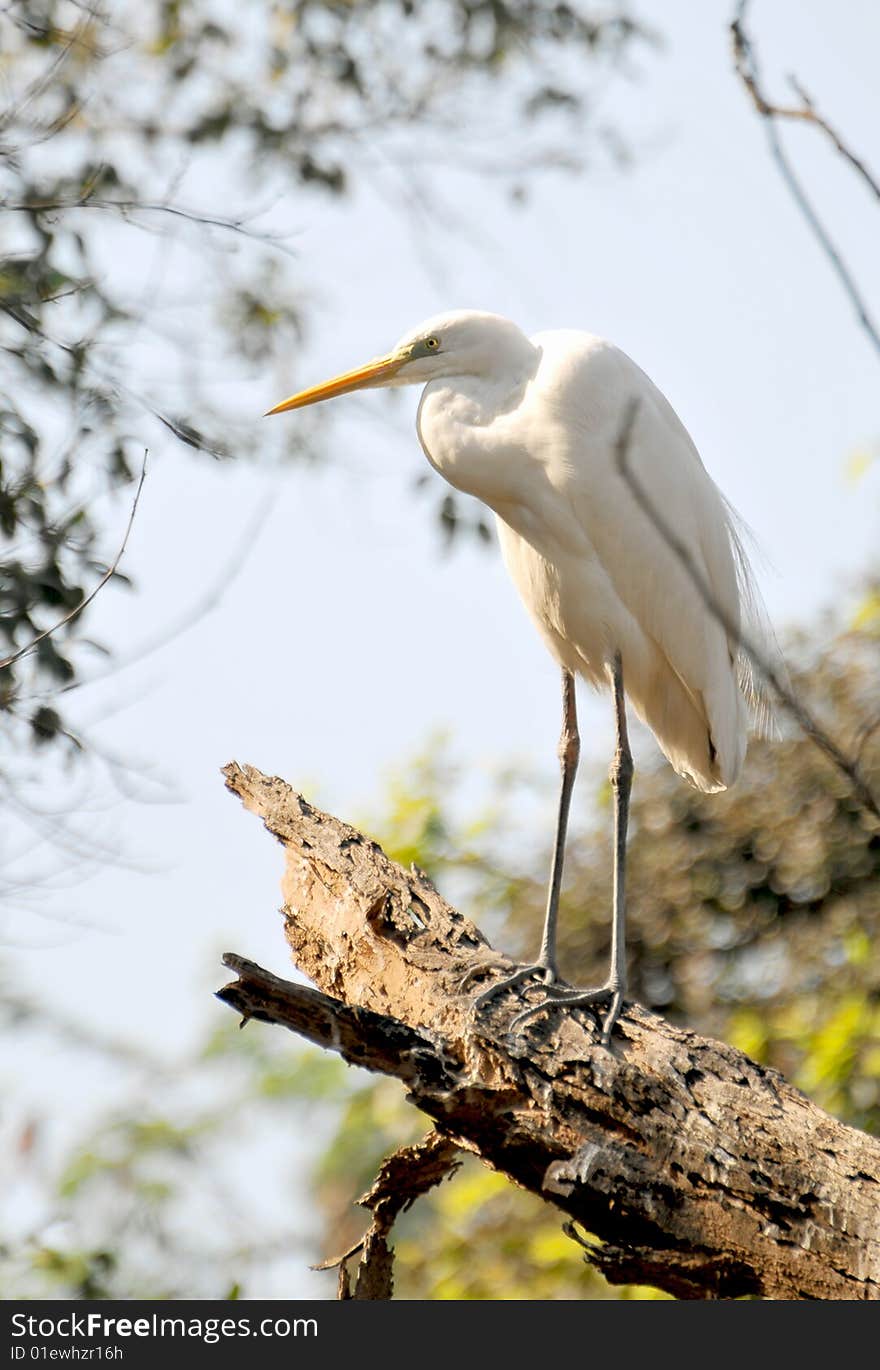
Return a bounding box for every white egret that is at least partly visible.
[267,310,770,1044]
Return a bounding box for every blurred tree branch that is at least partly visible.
[731,0,880,358]
[0,449,147,678]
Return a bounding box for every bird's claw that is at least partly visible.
[471,962,555,1012]
[456,956,519,996]
[463,956,626,1046]
[508,984,624,1047]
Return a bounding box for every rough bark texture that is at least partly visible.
[331,1133,462,1300]
[219,761,880,1301]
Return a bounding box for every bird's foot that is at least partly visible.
[456,955,521,996]
[509,982,625,1048]
[468,961,556,1012]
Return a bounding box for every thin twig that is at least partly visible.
[2,297,229,459]
[3,196,299,260]
[785,76,880,202]
[854,713,880,769]
[0,0,105,133]
[0,450,148,673]
[731,0,880,358]
[728,3,880,203]
[51,489,274,698]
[614,400,879,821]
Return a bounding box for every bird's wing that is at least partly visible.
[716,495,779,739]
[539,334,773,735]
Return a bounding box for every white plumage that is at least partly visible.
[267,308,772,1041]
[411,313,767,789]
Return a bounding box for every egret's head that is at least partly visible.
[265,310,535,416]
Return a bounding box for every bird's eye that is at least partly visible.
[425,336,440,350]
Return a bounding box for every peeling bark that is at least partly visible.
[218,761,880,1301]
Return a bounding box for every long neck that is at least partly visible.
[415,345,540,507]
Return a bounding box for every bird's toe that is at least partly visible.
[468,962,552,1014]
[455,956,515,995]
[508,983,624,1044]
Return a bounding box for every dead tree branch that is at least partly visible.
[217,761,880,1301]
[312,1133,462,1299]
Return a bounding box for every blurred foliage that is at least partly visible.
[852,584,880,634]
[0,0,647,753]
[393,1163,671,1299]
[3,617,877,1298]
[0,992,352,1298]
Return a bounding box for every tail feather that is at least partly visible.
[629,654,746,794]
[721,495,783,741]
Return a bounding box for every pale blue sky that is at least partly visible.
[3,0,878,1296]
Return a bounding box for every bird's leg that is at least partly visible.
[464,669,579,1006]
[537,667,580,978]
[509,652,633,1046]
[602,651,633,1035]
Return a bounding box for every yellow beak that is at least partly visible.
[265,347,411,416]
